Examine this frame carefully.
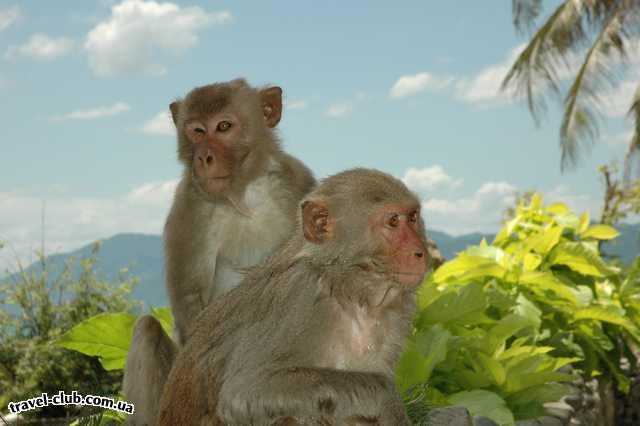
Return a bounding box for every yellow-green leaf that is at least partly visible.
[519,272,578,305]
[581,225,619,240]
[523,252,542,271]
[527,226,563,255]
[433,255,499,282]
[546,202,570,215]
[57,312,136,371]
[578,212,590,234]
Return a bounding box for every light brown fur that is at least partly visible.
[158,168,428,426]
[123,79,315,426]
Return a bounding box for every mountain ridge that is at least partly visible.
[5,224,638,309]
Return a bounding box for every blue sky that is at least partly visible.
[0,0,637,270]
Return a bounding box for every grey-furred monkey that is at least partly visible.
[157,168,429,426]
[122,79,315,425]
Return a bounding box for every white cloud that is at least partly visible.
[285,99,308,110]
[53,102,131,121]
[402,166,463,194]
[85,0,232,77]
[601,79,638,118]
[0,5,20,32]
[401,165,599,235]
[5,33,74,61]
[0,180,178,273]
[141,110,175,136]
[325,101,354,118]
[422,180,518,234]
[390,72,454,99]
[454,44,526,106]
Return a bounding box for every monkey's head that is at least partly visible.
[300,168,428,287]
[170,79,282,199]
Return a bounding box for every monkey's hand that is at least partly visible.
[217,367,404,425]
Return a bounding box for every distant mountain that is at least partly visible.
[5,224,639,309]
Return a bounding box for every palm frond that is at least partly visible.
[512,0,544,35]
[502,0,592,123]
[624,82,640,181]
[559,3,629,170]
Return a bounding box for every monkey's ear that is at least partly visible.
[169,101,180,126]
[260,86,282,128]
[301,199,333,244]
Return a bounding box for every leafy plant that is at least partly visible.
[59,307,173,371]
[0,242,140,420]
[398,193,640,425]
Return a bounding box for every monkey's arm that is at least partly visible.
[217,366,408,425]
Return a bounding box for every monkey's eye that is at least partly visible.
[217,121,232,132]
[193,127,206,134]
[387,214,400,228]
[409,211,419,223]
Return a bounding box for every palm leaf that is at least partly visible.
[560,3,628,170]
[502,0,591,122]
[624,82,640,181]
[512,0,543,35]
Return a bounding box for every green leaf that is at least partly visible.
[551,242,611,277]
[505,371,574,394]
[433,255,501,282]
[414,325,451,380]
[507,383,572,419]
[581,224,620,240]
[518,271,578,305]
[447,390,515,426]
[488,314,536,355]
[151,307,174,337]
[396,344,428,393]
[573,305,640,340]
[417,283,486,326]
[578,212,590,234]
[523,252,542,271]
[58,312,136,371]
[527,226,563,255]
[546,202,570,216]
[476,352,507,386]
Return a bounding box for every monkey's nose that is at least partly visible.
[414,251,424,258]
[198,152,215,168]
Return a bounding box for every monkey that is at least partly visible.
[157,168,429,426]
[122,79,315,425]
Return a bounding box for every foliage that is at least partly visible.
[503,0,640,174]
[60,307,173,371]
[397,193,640,425]
[0,242,141,419]
[599,163,640,225]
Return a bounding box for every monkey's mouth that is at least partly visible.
[393,271,426,286]
[195,174,232,196]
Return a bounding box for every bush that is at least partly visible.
[397,194,640,425]
[0,242,141,420]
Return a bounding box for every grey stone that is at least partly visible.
[515,421,540,426]
[537,415,564,426]
[473,415,499,426]
[544,401,574,421]
[423,406,473,426]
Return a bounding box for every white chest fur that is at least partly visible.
[207,171,294,298]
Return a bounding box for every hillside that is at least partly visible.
[4,224,638,309]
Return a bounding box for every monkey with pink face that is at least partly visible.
[123,79,315,425]
[158,168,429,425]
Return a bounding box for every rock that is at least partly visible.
[537,415,564,426]
[544,400,574,422]
[514,421,540,426]
[473,415,499,426]
[424,406,473,426]
[563,392,582,410]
